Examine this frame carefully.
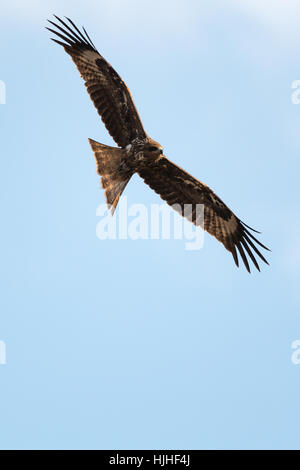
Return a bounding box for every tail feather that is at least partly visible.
[89,139,132,212]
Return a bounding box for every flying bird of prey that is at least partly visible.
[47,16,269,272]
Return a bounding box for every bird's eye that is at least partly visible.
[148,146,159,151]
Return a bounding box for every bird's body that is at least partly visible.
[47,16,270,272]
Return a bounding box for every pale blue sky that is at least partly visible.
[0,0,300,450]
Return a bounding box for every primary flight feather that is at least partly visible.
[47,15,270,272]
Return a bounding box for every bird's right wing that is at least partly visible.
[138,156,270,272]
[47,16,147,148]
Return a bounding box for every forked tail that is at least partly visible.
[89,139,132,213]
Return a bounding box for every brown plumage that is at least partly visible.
[47,16,270,272]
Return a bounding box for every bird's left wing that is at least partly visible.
[47,16,147,148]
[138,156,269,272]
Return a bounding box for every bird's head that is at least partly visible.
[144,139,163,157]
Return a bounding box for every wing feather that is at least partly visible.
[138,156,270,272]
[47,16,147,148]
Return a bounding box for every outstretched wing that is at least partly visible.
[138,157,270,272]
[47,16,147,148]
